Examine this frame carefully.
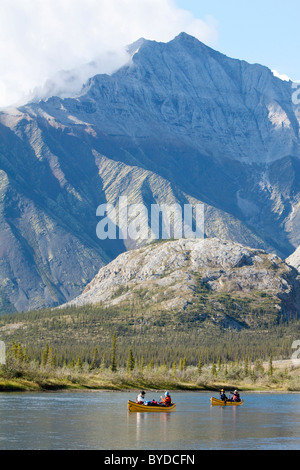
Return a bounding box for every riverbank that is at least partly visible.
[1,360,300,393]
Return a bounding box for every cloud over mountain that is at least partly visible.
[0,0,218,107]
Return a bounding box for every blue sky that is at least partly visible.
[176,0,300,80]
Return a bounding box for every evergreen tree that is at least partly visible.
[41,343,50,367]
[244,357,249,376]
[268,355,273,377]
[111,333,117,372]
[22,346,29,363]
[47,347,55,367]
[127,348,135,372]
[198,356,203,374]
[16,343,23,362]
[211,362,217,377]
[91,347,99,369]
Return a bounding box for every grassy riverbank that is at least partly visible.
[1,359,300,393]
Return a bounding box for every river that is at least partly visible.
[0,391,299,449]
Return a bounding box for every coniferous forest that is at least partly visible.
[0,301,300,392]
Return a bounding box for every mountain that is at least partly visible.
[0,32,300,313]
[65,238,300,328]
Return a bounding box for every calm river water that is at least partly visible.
[0,391,299,449]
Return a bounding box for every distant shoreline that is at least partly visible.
[1,380,299,394]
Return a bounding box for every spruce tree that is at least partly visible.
[198,356,203,374]
[91,347,99,369]
[126,348,135,372]
[41,343,50,367]
[111,333,117,372]
[268,355,273,377]
[244,357,249,376]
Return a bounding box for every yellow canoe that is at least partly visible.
[211,397,244,406]
[128,400,176,412]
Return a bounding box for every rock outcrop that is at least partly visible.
[287,246,300,272]
[65,238,300,326]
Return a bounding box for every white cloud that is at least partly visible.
[0,0,218,108]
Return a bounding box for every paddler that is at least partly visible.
[136,391,146,404]
[219,389,229,402]
[230,390,241,402]
[159,391,172,407]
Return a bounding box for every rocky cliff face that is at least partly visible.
[0,32,300,313]
[287,246,300,272]
[65,238,300,327]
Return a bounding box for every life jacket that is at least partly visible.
[232,394,240,401]
[162,396,171,406]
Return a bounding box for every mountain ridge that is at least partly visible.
[0,32,300,312]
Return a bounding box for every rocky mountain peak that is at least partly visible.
[126,37,147,57]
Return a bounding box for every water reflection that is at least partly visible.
[128,410,173,446]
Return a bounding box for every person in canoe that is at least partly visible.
[230,390,241,402]
[136,392,158,407]
[136,391,146,404]
[159,391,172,407]
[219,389,229,402]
